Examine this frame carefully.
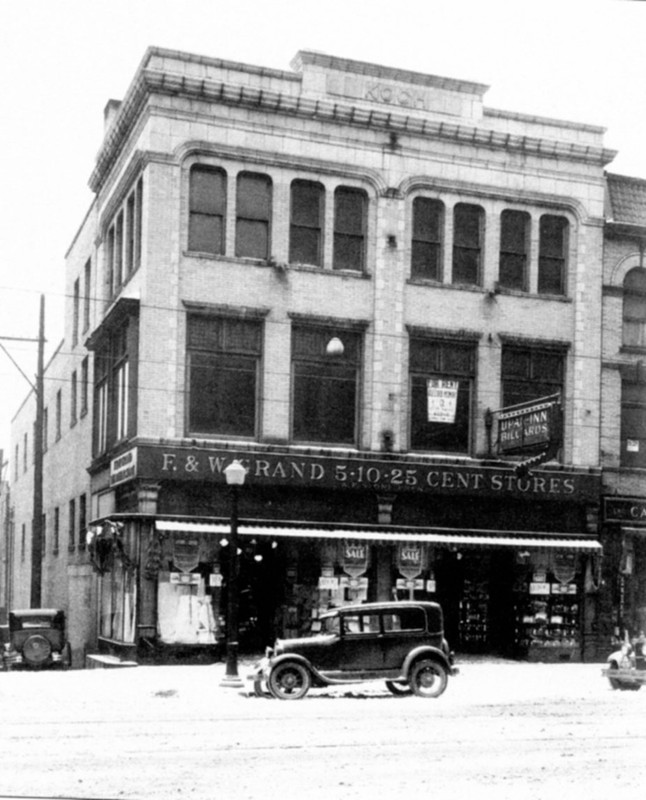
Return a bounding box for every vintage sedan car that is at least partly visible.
[602,634,646,692]
[250,600,458,700]
[3,609,72,671]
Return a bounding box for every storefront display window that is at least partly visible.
[157,573,218,644]
[99,560,136,643]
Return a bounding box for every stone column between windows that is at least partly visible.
[528,213,540,295]
[369,192,406,452]
[443,199,455,285]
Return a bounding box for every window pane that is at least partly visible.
[411,241,441,280]
[333,234,363,271]
[499,210,528,290]
[237,173,271,219]
[501,347,563,408]
[291,180,322,227]
[538,215,567,295]
[236,219,269,259]
[335,188,365,234]
[410,375,471,452]
[189,214,224,254]
[190,168,226,214]
[453,204,482,247]
[539,215,567,257]
[452,247,480,285]
[189,354,256,435]
[290,227,321,266]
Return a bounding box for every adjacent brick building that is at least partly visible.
[5,47,635,665]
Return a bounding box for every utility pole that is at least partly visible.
[0,294,46,609]
[30,295,45,607]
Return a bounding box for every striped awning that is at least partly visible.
[154,520,601,551]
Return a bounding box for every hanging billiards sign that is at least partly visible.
[497,394,562,455]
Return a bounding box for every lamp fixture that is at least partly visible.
[326,336,344,357]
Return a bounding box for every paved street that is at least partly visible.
[0,657,644,800]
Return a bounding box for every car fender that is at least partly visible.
[266,652,327,687]
[401,645,452,679]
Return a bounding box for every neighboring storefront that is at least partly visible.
[88,443,602,663]
[601,496,646,640]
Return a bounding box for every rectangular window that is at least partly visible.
[68,498,76,551]
[235,172,271,260]
[56,390,62,441]
[114,211,124,290]
[134,178,143,271]
[99,560,137,643]
[290,180,323,266]
[54,507,60,554]
[188,166,226,254]
[333,187,366,271]
[78,494,87,549]
[292,326,361,445]
[106,226,115,299]
[83,259,91,332]
[499,210,529,291]
[409,338,475,453]
[411,198,443,280]
[621,379,646,468]
[70,371,77,426]
[453,203,483,286]
[93,317,137,456]
[187,315,262,437]
[73,278,80,347]
[21,524,25,561]
[501,346,564,408]
[125,191,135,275]
[81,356,89,416]
[538,215,568,295]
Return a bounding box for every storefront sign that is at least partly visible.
[427,380,458,423]
[529,582,551,595]
[396,578,424,590]
[339,576,368,590]
[426,579,436,593]
[340,542,370,577]
[110,448,138,486]
[553,551,576,584]
[604,497,646,526]
[318,576,340,590]
[397,543,425,579]
[170,573,199,585]
[551,583,576,595]
[129,444,599,502]
[173,538,200,573]
[498,395,561,455]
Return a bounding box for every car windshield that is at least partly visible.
[317,614,341,635]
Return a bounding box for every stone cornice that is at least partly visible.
[89,67,617,193]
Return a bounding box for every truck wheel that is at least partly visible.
[409,659,448,698]
[268,662,311,700]
[23,634,52,667]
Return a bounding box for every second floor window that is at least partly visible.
[411,198,443,280]
[499,210,529,291]
[453,203,483,286]
[289,180,323,266]
[187,315,262,437]
[188,166,226,254]
[69,499,76,551]
[501,345,564,408]
[409,338,475,454]
[235,172,272,260]
[333,187,366,271]
[623,267,646,349]
[621,373,646,468]
[106,177,143,297]
[291,325,361,445]
[538,214,568,295]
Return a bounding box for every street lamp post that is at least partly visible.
[220,459,246,688]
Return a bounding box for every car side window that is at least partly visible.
[383,608,425,632]
[342,613,381,634]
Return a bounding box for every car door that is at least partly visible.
[381,606,428,671]
[334,611,384,675]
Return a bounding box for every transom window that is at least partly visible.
[411,198,443,280]
[538,215,568,295]
[452,203,483,286]
[499,210,530,291]
[292,325,361,445]
[623,268,646,349]
[186,315,262,437]
[409,338,475,454]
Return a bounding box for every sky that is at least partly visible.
[1,0,645,470]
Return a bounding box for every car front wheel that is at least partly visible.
[268,662,311,700]
[409,659,448,698]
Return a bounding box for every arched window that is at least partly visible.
[623,267,646,349]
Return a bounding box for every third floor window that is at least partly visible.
[623,267,646,349]
[452,203,483,286]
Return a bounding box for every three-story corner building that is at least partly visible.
[6,48,619,665]
[600,173,646,641]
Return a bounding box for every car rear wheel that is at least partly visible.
[409,659,448,698]
[607,663,641,691]
[22,634,52,667]
[385,680,412,696]
[268,662,311,700]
